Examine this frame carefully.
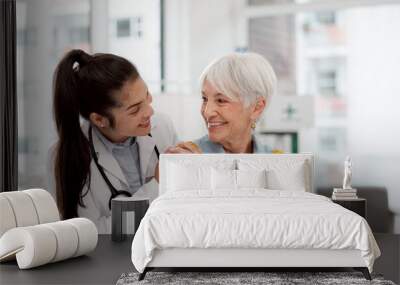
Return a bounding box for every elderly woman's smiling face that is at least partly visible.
[201,79,263,150]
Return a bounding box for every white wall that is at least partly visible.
[164,0,191,94]
[17,0,91,188]
[187,0,239,87]
[108,0,160,91]
[346,5,400,232]
[165,0,246,92]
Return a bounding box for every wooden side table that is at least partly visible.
[111,196,149,242]
[332,198,367,218]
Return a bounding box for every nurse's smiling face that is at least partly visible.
[112,76,154,136]
[201,79,254,149]
[90,76,154,143]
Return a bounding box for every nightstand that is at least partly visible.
[332,198,367,218]
[111,196,149,242]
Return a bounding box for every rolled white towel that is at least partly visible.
[64,218,98,257]
[0,196,17,237]
[24,189,60,224]
[42,221,79,262]
[0,189,60,237]
[0,218,98,269]
[0,191,40,228]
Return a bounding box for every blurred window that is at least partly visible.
[16,0,91,189]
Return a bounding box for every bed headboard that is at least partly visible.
[159,153,314,195]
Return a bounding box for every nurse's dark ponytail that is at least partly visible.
[53,49,139,219]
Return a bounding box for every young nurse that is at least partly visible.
[49,49,177,233]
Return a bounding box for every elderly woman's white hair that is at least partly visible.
[199,52,277,107]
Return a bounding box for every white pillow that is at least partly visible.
[165,159,236,192]
[266,164,306,191]
[167,162,211,191]
[211,168,236,190]
[236,169,267,189]
[211,169,268,190]
[238,159,308,191]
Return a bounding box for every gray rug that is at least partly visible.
[116,272,396,285]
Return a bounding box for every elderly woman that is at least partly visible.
[169,52,277,154]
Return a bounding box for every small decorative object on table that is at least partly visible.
[332,156,358,200]
[111,196,149,242]
[331,156,366,218]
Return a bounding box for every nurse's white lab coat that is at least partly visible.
[48,113,178,233]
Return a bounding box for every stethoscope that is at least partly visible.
[88,126,160,209]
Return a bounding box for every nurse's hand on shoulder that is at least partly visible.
[165,141,202,154]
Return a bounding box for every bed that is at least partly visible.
[131,154,380,280]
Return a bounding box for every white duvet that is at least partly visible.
[131,190,380,273]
